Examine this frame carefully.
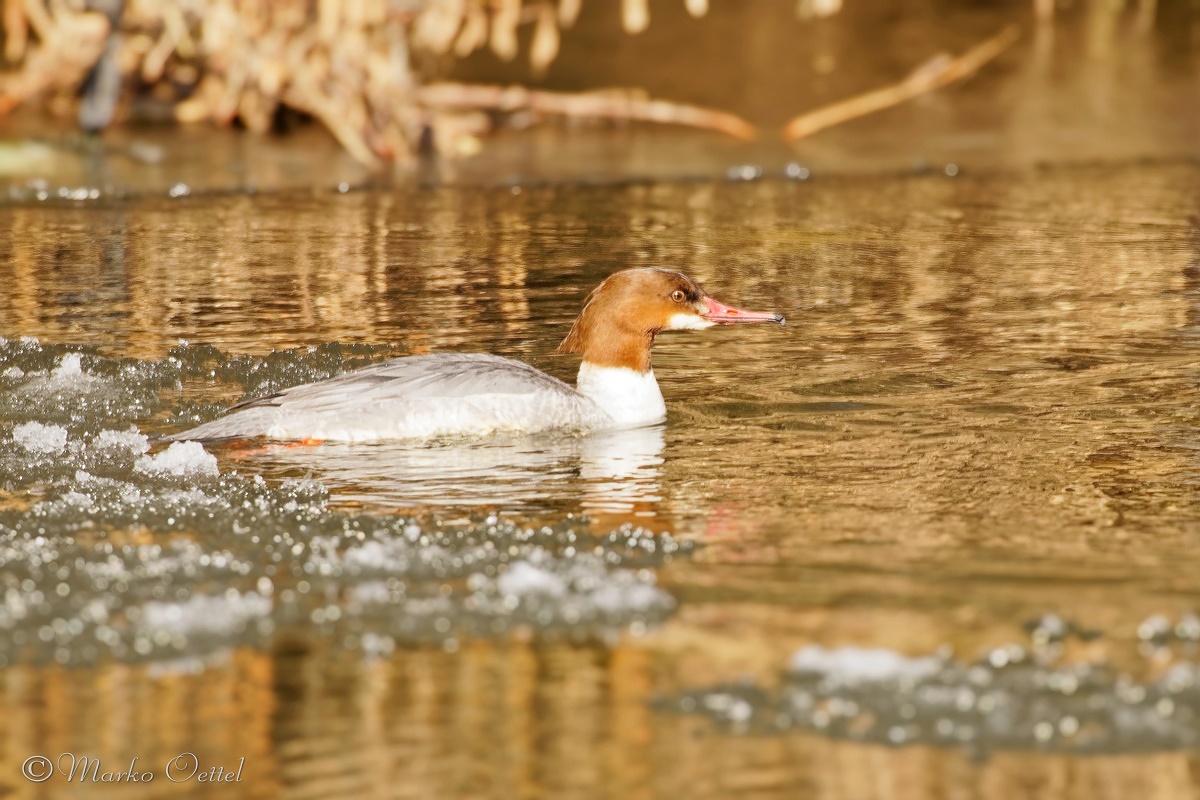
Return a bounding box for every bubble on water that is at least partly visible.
[785,162,811,180]
[1138,614,1172,643]
[360,632,395,658]
[725,164,763,182]
[1176,613,1200,641]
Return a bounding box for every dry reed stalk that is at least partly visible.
[782,24,1021,141]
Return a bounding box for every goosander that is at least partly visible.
[170,268,784,442]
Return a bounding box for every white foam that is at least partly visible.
[134,441,219,478]
[12,421,69,454]
[790,645,943,685]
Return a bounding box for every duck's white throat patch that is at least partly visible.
[575,362,666,428]
[666,312,715,330]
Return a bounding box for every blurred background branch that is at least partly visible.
[0,0,807,166]
[0,0,1184,175]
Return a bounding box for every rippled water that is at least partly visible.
[3,162,1200,796]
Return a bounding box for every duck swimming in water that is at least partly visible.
[170,268,784,443]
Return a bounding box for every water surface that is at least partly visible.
[3,162,1200,796]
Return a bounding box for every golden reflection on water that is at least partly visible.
[7,638,1200,800]
[3,162,1200,795]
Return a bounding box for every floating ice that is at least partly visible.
[359,632,396,658]
[0,469,685,666]
[669,626,1200,755]
[53,353,83,379]
[146,650,233,679]
[139,591,272,637]
[93,428,150,455]
[588,579,667,615]
[12,421,69,453]
[475,547,673,623]
[790,645,943,685]
[134,441,219,478]
[0,338,690,669]
[498,560,568,598]
[20,352,104,395]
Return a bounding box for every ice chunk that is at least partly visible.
[147,651,232,679]
[589,581,665,614]
[14,351,107,402]
[12,421,69,454]
[60,491,95,508]
[497,560,568,598]
[134,441,219,478]
[139,591,271,637]
[54,353,84,378]
[93,428,151,455]
[790,645,943,685]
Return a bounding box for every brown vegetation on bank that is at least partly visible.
[0,0,772,166]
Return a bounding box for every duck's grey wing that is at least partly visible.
[234,354,573,409]
[169,354,579,441]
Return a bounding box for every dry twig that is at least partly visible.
[782,24,1020,141]
[417,82,758,141]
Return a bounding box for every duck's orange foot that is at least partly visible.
[222,438,271,459]
[223,437,325,457]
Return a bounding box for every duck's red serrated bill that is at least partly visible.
[701,295,785,325]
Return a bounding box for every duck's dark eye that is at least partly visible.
[670,290,687,303]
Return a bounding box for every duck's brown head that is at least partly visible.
[555,268,784,372]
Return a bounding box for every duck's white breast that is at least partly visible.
[574,363,667,429]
